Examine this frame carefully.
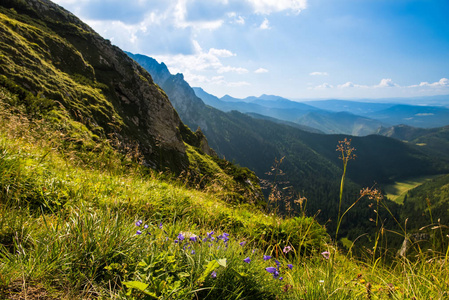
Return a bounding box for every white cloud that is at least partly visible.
[247,0,307,14]
[209,48,236,58]
[375,78,398,88]
[259,18,271,29]
[309,71,328,76]
[255,68,269,73]
[337,82,369,89]
[409,78,449,88]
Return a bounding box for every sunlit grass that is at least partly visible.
[383,174,441,204]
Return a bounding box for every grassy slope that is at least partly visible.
[383,175,442,204]
[1,88,448,299]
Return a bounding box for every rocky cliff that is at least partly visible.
[0,0,200,172]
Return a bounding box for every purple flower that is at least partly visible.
[203,237,208,242]
[321,251,330,260]
[191,250,196,255]
[190,236,198,242]
[283,246,292,253]
[211,271,217,278]
[158,222,163,229]
[265,267,277,273]
[279,277,283,281]
[207,231,214,239]
[239,241,246,246]
[178,233,185,241]
[136,220,143,227]
[144,224,149,229]
[287,264,293,269]
[136,230,142,235]
[272,270,280,279]
[263,255,272,261]
[243,257,251,264]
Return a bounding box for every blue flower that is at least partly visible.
[178,233,185,241]
[144,224,149,229]
[239,241,246,246]
[263,255,272,261]
[275,259,281,267]
[136,220,143,227]
[190,236,198,242]
[207,231,214,239]
[158,222,163,229]
[191,250,196,255]
[243,257,251,263]
[211,271,217,278]
[265,267,277,273]
[288,264,293,269]
[136,230,142,235]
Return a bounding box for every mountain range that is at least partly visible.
[194,89,449,135]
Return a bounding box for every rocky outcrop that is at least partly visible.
[1,0,190,172]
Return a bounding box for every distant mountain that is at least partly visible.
[369,104,449,128]
[304,100,396,115]
[193,88,386,136]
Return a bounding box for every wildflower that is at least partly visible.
[279,277,283,281]
[263,255,272,261]
[136,220,143,227]
[321,251,330,260]
[158,222,163,229]
[203,237,208,242]
[287,264,293,269]
[136,230,142,235]
[191,250,196,255]
[239,241,246,246]
[283,246,292,253]
[266,267,277,273]
[144,224,149,229]
[211,271,217,278]
[190,236,198,242]
[207,231,214,239]
[243,257,251,263]
[178,233,185,241]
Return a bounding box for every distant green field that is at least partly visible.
[383,175,442,204]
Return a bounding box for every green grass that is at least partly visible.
[383,175,442,204]
[0,88,448,299]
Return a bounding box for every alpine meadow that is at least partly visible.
[1,0,449,299]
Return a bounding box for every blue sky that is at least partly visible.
[52,0,449,100]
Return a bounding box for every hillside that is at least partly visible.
[0,0,263,204]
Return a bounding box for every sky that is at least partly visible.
[52,0,449,100]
